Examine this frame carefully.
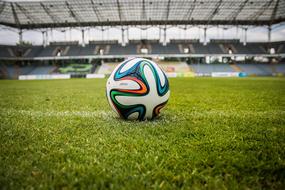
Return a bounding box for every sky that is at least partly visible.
[0,24,285,45]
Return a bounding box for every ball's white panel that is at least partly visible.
[107,78,140,90]
[120,58,138,73]
[128,112,139,120]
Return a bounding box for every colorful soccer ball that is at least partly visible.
[106,58,170,120]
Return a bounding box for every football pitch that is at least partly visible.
[0,77,284,189]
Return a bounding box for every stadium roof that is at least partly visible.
[0,0,285,29]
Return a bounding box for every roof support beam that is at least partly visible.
[248,0,274,22]
[10,3,20,27]
[91,0,102,22]
[65,1,81,23]
[163,27,167,46]
[203,28,207,45]
[243,28,247,46]
[82,29,85,47]
[183,0,197,20]
[121,27,126,46]
[229,0,248,22]
[0,2,6,15]
[165,0,171,21]
[141,0,147,21]
[15,3,40,24]
[116,0,122,23]
[1,19,283,30]
[206,0,223,25]
[268,26,271,42]
[270,0,280,25]
[40,3,61,24]
[19,29,23,44]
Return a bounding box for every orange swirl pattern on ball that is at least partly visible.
[116,77,148,95]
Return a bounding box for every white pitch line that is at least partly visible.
[0,108,284,120]
[0,108,116,119]
[184,110,285,117]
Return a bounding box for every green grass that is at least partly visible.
[0,77,285,189]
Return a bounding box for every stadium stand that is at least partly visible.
[25,46,43,58]
[79,44,97,56]
[158,61,191,73]
[91,59,285,77]
[0,41,285,59]
[4,66,16,78]
[192,43,209,54]
[0,65,35,78]
[65,46,81,56]
[0,46,11,58]
[29,66,56,75]
[108,43,137,55]
[190,64,235,74]
[150,41,181,55]
[274,64,285,74]
[208,44,225,54]
[37,46,57,57]
[1,39,285,79]
[97,62,120,74]
[236,64,272,76]
[232,43,251,54]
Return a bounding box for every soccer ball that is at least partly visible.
[106,58,170,120]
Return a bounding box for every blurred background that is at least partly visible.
[0,0,284,79]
